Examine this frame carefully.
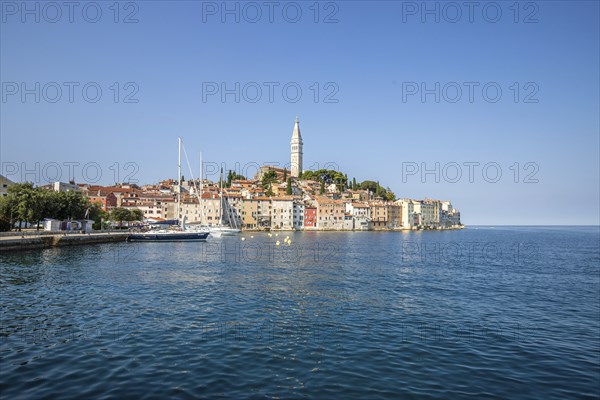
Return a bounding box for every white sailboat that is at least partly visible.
[209,168,241,237]
[128,138,209,242]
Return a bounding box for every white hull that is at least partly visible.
[209,226,241,236]
[128,230,209,242]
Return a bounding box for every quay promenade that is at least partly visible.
[0,231,129,252]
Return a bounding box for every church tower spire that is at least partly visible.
[290,116,303,178]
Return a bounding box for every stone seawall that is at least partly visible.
[0,233,129,252]
[242,226,465,232]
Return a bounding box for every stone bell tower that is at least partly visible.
[290,116,303,178]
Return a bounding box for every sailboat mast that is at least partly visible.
[177,137,182,224]
[200,152,204,225]
[219,167,223,225]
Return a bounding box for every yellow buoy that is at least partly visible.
[275,233,278,237]
[241,237,246,241]
[268,233,272,237]
[276,241,280,246]
[250,235,254,239]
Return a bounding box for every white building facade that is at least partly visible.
[0,174,13,197]
[271,197,294,230]
[293,201,305,230]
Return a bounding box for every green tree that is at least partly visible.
[228,170,244,186]
[111,207,131,227]
[300,169,348,188]
[385,188,396,202]
[283,168,288,182]
[43,191,61,220]
[131,208,144,221]
[358,180,390,199]
[265,182,274,197]
[320,180,325,195]
[0,184,102,231]
[0,195,17,231]
[360,180,378,193]
[30,189,53,230]
[261,170,278,189]
[84,201,109,230]
[7,182,38,230]
[352,177,357,189]
[286,177,292,195]
[56,190,88,220]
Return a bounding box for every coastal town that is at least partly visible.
[0,118,461,232]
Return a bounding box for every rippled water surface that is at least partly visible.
[1,227,599,399]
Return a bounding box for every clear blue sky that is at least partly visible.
[1,1,598,225]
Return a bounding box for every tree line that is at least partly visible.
[0,183,144,232]
[258,168,396,200]
[300,169,396,200]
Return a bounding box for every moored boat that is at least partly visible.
[127,137,210,243]
[127,230,209,242]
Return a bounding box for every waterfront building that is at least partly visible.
[396,199,417,229]
[448,209,461,226]
[240,198,258,229]
[271,196,295,230]
[343,213,354,230]
[390,204,402,229]
[304,206,317,229]
[423,199,442,228]
[293,201,305,230]
[315,196,345,230]
[345,202,371,230]
[370,203,386,230]
[369,202,401,230]
[420,201,435,228]
[256,196,272,229]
